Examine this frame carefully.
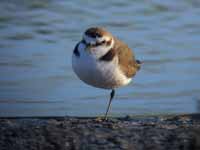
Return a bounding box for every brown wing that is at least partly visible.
[114,37,140,78]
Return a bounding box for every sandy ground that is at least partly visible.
[0,114,200,150]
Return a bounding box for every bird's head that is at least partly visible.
[81,27,114,58]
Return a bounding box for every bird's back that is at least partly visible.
[113,37,141,78]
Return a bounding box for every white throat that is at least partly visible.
[82,34,114,59]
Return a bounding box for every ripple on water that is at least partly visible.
[6,33,34,40]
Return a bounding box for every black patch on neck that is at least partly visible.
[73,43,80,57]
[99,48,116,61]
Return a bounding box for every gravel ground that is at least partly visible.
[0,114,200,150]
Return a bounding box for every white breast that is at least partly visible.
[72,43,131,89]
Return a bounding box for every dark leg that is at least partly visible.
[104,89,115,120]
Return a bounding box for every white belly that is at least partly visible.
[72,52,131,89]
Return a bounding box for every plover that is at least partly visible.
[72,27,141,120]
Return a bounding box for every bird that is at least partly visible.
[72,27,142,120]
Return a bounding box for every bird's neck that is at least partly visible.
[88,39,114,59]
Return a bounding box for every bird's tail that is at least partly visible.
[135,60,143,70]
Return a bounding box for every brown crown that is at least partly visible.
[84,27,112,38]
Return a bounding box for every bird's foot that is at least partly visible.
[95,116,107,122]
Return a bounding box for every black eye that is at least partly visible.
[106,39,112,45]
[96,33,102,37]
[101,40,106,44]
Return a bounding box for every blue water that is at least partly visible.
[0,0,200,117]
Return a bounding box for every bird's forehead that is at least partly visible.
[84,27,112,39]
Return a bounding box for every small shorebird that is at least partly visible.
[72,27,141,120]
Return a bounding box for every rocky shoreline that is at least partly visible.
[0,114,200,150]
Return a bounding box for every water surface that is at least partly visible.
[0,0,200,117]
